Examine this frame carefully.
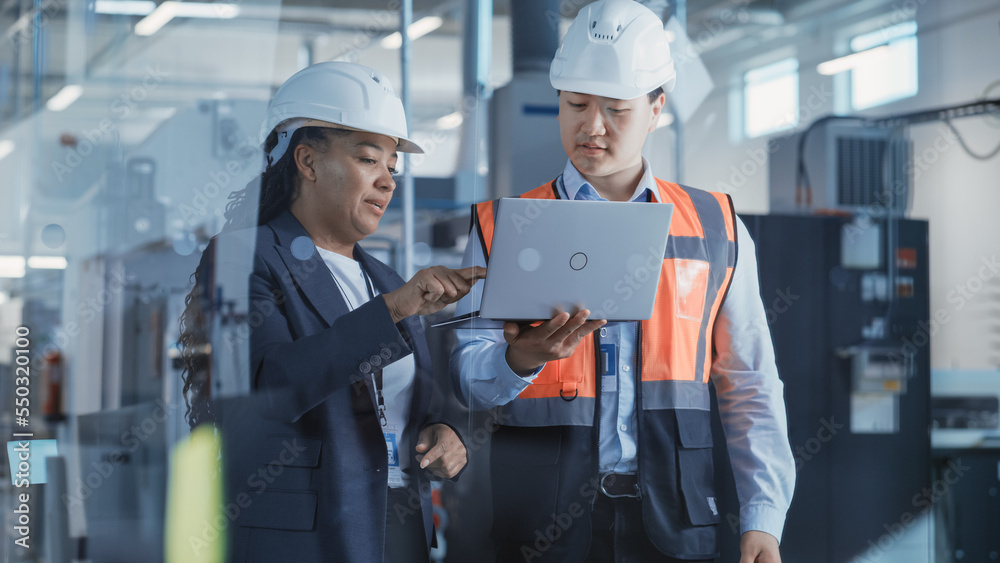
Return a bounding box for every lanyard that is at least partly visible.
[359,269,390,427]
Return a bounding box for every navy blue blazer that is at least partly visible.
[212,210,447,563]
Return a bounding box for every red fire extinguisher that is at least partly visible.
[42,350,65,422]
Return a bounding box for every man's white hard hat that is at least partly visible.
[262,61,424,164]
[550,0,676,100]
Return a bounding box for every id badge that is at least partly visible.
[384,424,403,488]
[600,343,618,393]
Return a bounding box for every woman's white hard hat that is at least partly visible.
[550,0,676,100]
[262,61,424,164]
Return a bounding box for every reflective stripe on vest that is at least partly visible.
[473,178,736,426]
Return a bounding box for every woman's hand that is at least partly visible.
[415,423,467,479]
[383,266,485,323]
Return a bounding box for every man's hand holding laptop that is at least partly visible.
[502,309,606,376]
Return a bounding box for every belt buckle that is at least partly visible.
[599,473,641,500]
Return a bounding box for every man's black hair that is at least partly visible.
[647,86,664,104]
[557,86,666,104]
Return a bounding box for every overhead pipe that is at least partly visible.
[399,0,415,278]
[32,0,43,113]
[456,0,492,204]
[673,0,685,183]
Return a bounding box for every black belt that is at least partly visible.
[599,473,642,499]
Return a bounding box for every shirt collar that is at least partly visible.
[559,157,661,203]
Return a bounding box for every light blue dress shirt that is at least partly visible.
[450,158,796,541]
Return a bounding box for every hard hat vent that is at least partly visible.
[368,71,394,95]
[590,12,625,42]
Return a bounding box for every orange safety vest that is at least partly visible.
[474,178,737,426]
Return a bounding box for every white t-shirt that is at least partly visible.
[317,247,417,487]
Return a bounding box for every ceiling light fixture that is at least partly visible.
[94,0,156,16]
[46,85,83,112]
[380,16,443,49]
[0,256,26,279]
[134,1,179,35]
[134,1,239,36]
[436,111,463,130]
[0,140,14,161]
[27,256,68,270]
[817,45,890,76]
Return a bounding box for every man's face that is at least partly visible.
[557,91,664,182]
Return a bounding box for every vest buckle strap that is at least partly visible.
[559,381,578,401]
[559,387,578,401]
[599,472,642,499]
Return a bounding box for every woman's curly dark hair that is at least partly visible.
[178,127,340,429]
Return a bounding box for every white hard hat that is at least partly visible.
[550,0,676,100]
[262,61,423,164]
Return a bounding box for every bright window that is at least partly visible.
[850,22,918,110]
[743,58,799,139]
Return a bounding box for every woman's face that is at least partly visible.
[292,130,398,251]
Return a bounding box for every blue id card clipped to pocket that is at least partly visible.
[600,343,618,393]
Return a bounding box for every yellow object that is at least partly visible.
[164,424,225,563]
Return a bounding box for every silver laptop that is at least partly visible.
[474,198,673,322]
